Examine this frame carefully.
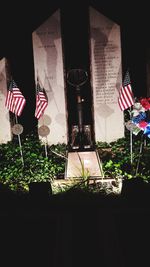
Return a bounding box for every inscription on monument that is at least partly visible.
[92,34,120,105]
[90,7,124,142]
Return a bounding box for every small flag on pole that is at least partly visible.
[5,79,26,116]
[35,77,48,120]
[118,70,134,111]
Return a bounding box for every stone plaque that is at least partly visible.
[89,7,124,143]
[32,9,67,145]
[0,58,11,143]
[66,151,103,178]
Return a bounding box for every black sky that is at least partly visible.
[1,0,149,65]
[0,0,149,134]
[0,0,149,57]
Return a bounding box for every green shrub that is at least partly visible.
[0,135,66,192]
[0,132,149,194]
[96,134,150,181]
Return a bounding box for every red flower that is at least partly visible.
[138,120,148,129]
[139,98,150,110]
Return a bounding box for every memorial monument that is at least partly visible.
[32,6,125,179]
[0,58,11,143]
[89,7,124,143]
[32,9,67,145]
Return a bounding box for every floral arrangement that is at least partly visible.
[125,97,150,138]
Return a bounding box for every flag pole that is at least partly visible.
[35,72,48,157]
[135,133,144,176]
[35,71,49,158]
[5,78,26,168]
[44,137,48,158]
[129,107,133,165]
[130,127,133,164]
[15,115,24,167]
[42,115,48,158]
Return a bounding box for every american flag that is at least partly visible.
[35,78,48,119]
[118,70,134,111]
[5,79,26,116]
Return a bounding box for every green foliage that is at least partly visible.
[0,132,149,194]
[96,134,150,181]
[0,135,66,192]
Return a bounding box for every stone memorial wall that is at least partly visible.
[89,7,124,142]
[0,58,11,143]
[32,9,67,144]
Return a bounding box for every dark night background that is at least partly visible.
[0,1,150,266]
[0,0,150,136]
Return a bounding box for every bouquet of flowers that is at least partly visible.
[125,97,150,138]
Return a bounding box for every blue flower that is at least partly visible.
[132,112,146,124]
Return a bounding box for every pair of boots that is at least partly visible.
[71,125,92,150]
